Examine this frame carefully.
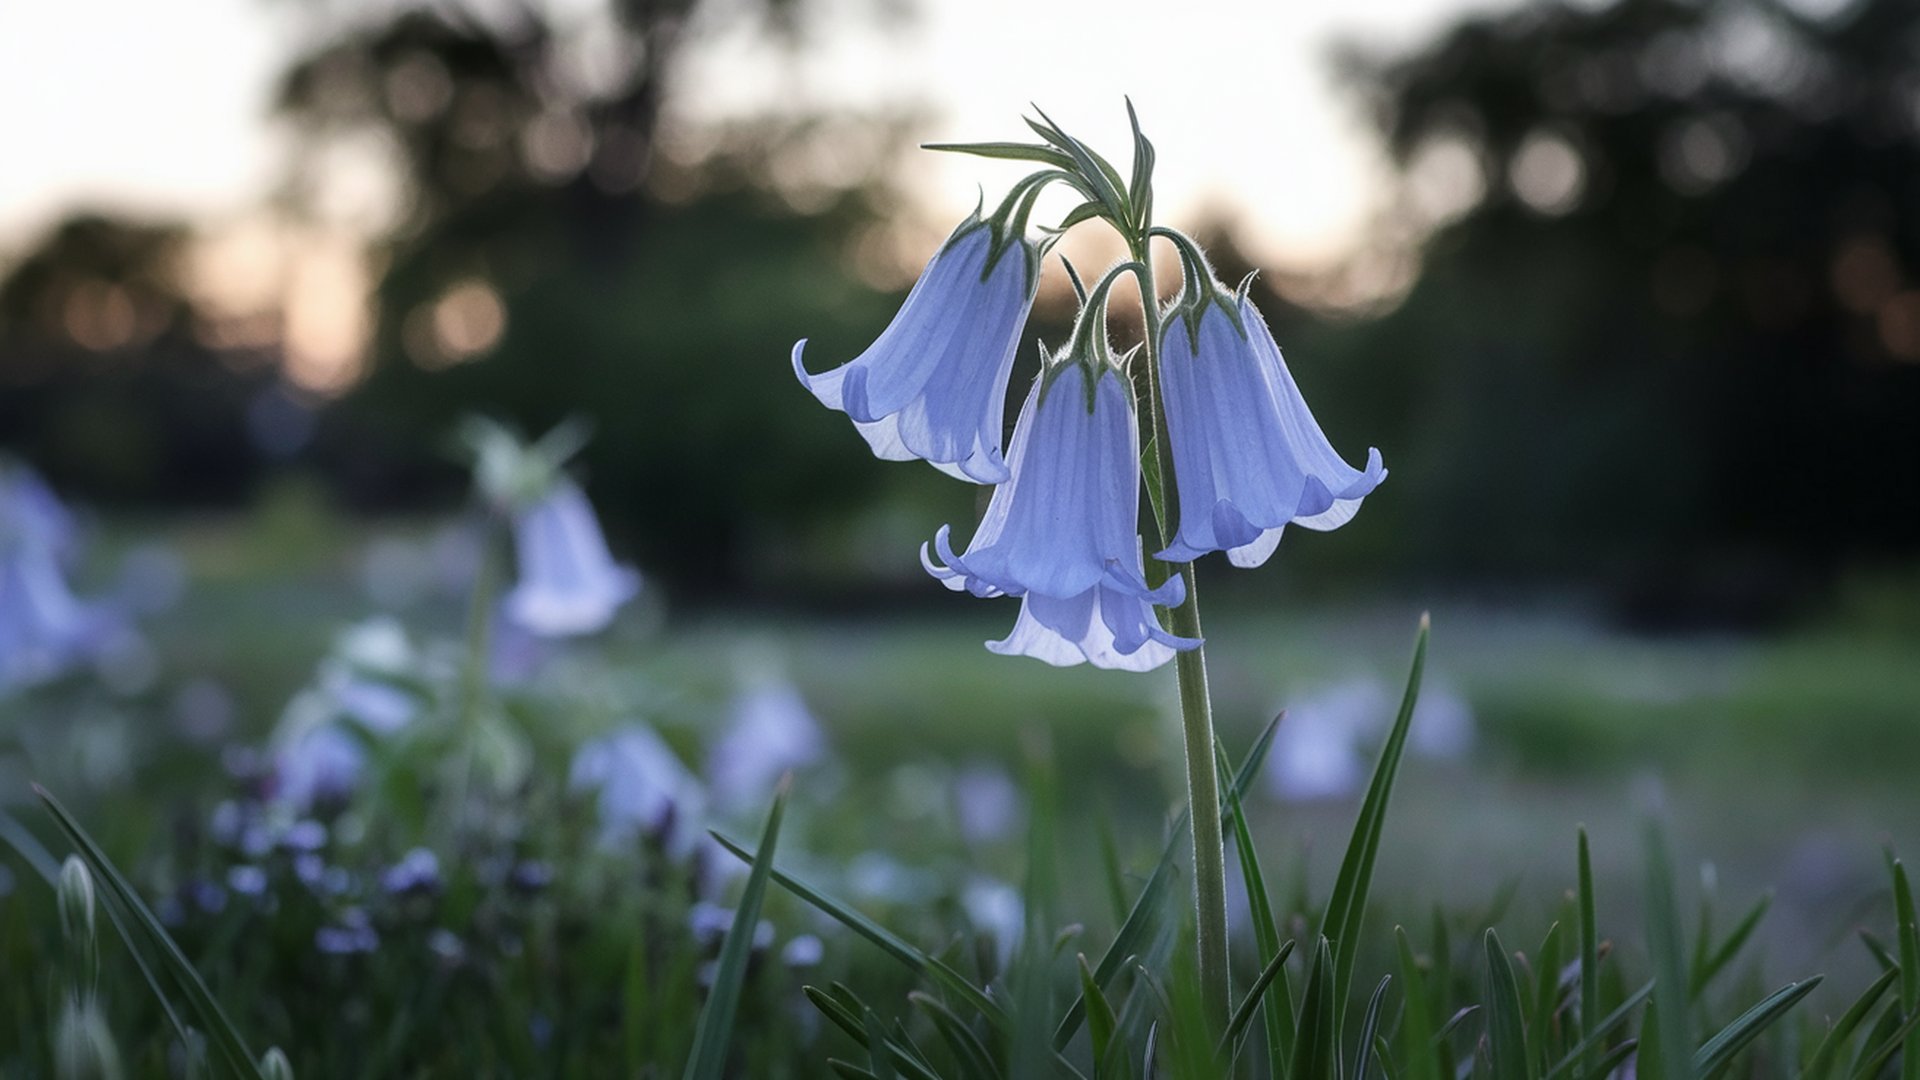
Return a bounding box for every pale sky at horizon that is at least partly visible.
[0,0,1528,272]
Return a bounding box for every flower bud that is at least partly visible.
[260,1046,295,1080]
[57,857,96,951]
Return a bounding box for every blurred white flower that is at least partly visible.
[269,619,426,810]
[569,723,706,859]
[503,480,640,638]
[961,876,1024,966]
[952,761,1022,844]
[709,671,827,815]
[1265,675,1477,802]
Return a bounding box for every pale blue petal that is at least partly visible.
[987,583,1201,672]
[791,221,1031,484]
[504,481,640,637]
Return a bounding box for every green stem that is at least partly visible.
[1129,234,1229,1029]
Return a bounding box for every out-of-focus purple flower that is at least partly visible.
[0,525,101,690]
[268,620,425,811]
[952,761,1022,844]
[380,848,442,895]
[793,214,1037,484]
[782,934,824,968]
[708,673,827,814]
[272,724,366,812]
[961,877,1024,966]
[922,330,1197,670]
[316,909,379,955]
[227,865,269,897]
[0,461,79,559]
[569,724,706,859]
[503,479,640,638]
[1265,675,1477,802]
[1156,282,1386,568]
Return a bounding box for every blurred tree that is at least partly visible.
[276,0,933,594]
[0,215,283,503]
[1337,0,1920,625]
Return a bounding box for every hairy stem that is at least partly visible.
[1130,234,1229,1029]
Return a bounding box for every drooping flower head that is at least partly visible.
[923,262,1199,670]
[502,478,640,638]
[708,654,828,815]
[792,180,1051,484]
[461,417,641,638]
[569,723,708,860]
[1154,235,1387,568]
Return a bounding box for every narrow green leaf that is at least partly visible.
[1530,923,1566,1073]
[1484,930,1531,1080]
[1318,616,1429,1037]
[1223,940,1298,1058]
[1803,967,1899,1080]
[831,1060,883,1080]
[1394,929,1441,1080]
[1579,1039,1639,1080]
[1689,893,1772,999]
[1053,711,1285,1050]
[912,992,1000,1080]
[921,141,1075,168]
[0,809,59,884]
[1125,97,1156,230]
[1290,938,1338,1080]
[1225,740,1294,1076]
[36,785,265,1080]
[1543,981,1654,1080]
[1690,977,1822,1076]
[1853,1009,1920,1080]
[1080,955,1121,1076]
[1891,855,1920,1080]
[1434,1006,1482,1046]
[710,832,1006,1028]
[1643,824,1692,1080]
[685,781,788,1080]
[1351,976,1393,1080]
[1576,829,1599,1079]
[866,1008,900,1080]
[806,985,868,1045]
[1052,200,1110,234]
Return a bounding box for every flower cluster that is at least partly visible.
[794,109,1386,670]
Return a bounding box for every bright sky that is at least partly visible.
[0,0,1523,270]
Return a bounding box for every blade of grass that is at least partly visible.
[1223,940,1299,1059]
[1394,929,1441,1080]
[36,784,265,1080]
[1291,938,1338,1080]
[1543,981,1654,1080]
[1690,977,1822,1077]
[1689,893,1772,999]
[1318,616,1429,1038]
[1576,829,1599,1079]
[1803,967,1898,1080]
[1643,823,1691,1080]
[1850,1008,1920,1080]
[1052,711,1285,1050]
[684,780,789,1080]
[1530,923,1566,1074]
[710,831,1006,1027]
[1351,976,1393,1080]
[1080,955,1122,1079]
[1225,734,1294,1077]
[1484,930,1530,1080]
[1890,855,1920,1080]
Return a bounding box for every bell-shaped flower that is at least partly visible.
[569,724,707,860]
[792,205,1039,484]
[923,266,1200,670]
[1156,276,1386,568]
[708,666,828,815]
[503,478,640,638]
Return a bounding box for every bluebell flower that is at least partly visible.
[922,280,1200,670]
[792,212,1038,484]
[708,668,827,814]
[0,539,96,689]
[569,724,706,859]
[1156,281,1386,568]
[503,479,640,637]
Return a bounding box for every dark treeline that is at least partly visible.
[2,0,1915,620]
